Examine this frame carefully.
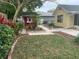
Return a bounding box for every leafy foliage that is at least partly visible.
[25,0,42,11]
[0,24,14,59]
[0,15,15,28]
[14,21,23,34]
[32,16,38,29]
[48,22,55,27]
[0,2,16,19]
[74,35,79,44]
[0,0,43,18]
[3,0,43,8]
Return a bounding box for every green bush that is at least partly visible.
[32,19,37,30]
[0,24,14,59]
[48,23,55,27]
[74,35,79,44]
[14,21,23,35]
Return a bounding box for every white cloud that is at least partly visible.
[57,0,79,5]
[36,1,57,12]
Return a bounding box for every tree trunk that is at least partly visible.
[13,3,23,23]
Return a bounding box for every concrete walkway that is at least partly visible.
[19,29,27,34]
[28,31,54,35]
[27,25,54,35]
[38,25,79,36]
[51,28,79,36]
[20,25,79,36]
[20,26,54,35]
[38,25,51,32]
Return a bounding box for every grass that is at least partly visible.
[12,35,79,59]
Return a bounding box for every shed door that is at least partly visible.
[74,14,79,26]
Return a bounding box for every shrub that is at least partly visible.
[74,35,79,44]
[32,19,37,30]
[0,24,14,59]
[14,21,23,35]
[48,23,55,27]
[0,15,15,28]
[43,21,48,24]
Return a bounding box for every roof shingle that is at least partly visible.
[58,5,79,14]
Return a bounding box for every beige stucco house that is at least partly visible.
[54,5,79,28]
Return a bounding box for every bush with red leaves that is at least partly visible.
[0,15,16,28]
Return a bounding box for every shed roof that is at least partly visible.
[21,12,39,16]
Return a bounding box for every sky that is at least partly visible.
[36,0,79,12]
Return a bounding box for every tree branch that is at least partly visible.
[0,0,9,3]
[17,0,20,6]
[13,2,24,22]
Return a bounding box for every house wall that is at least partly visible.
[54,8,74,28]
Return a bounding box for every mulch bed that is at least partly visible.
[54,31,75,39]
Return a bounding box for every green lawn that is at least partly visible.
[12,35,79,59]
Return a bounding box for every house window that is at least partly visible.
[57,15,63,23]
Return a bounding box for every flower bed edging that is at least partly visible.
[7,35,26,59]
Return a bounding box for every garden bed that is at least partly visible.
[54,31,75,39]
